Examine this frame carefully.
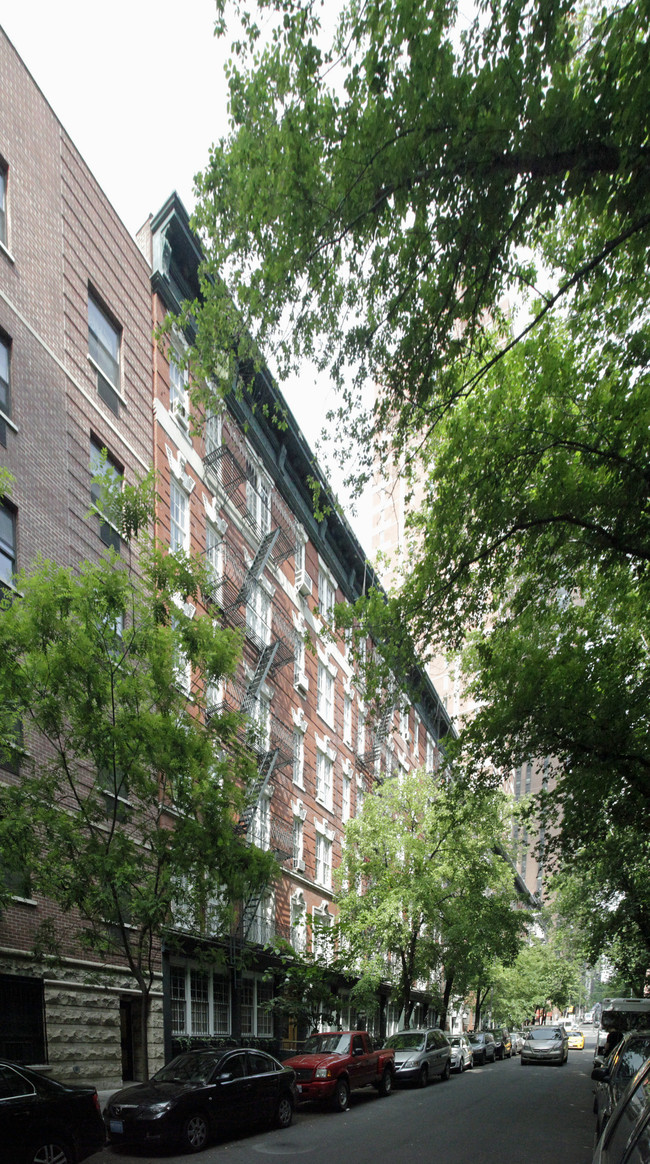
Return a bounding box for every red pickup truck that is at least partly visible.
[284,1031,395,1111]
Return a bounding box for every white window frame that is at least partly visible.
[342,768,352,823]
[291,890,307,953]
[356,774,365,817]
[247,578,272,645]
[170,963,231,1037]
[315,735,336,811]
[343,692,353,746]
[318,563,337,622]
[312,900,333,958]
[317,653,337,728]
[240,973,274,1037]
[426,735,436,773]
[314,822,334,889]
[245,456,272,536]
[169,343,190,426]
[170,479,190,555]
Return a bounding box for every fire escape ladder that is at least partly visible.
[236,529,279,608]
[240,642,279,717]
[238,748,278,835]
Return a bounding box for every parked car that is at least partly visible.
[468,1032,496,1065]
[520,1025,569,1066]
[510,1029,524,1054]
[592,1030,650,1138]
[568,1029,585,1050]
[0,1059,104,1164]
[486,1027,512,1059]
[382,1029,451,1087]
[284,1031,395,1110]
[104,1048,297,1152]
[448,1034,473,1073]
[595,999,650,1060]
[593,1055,650,1164]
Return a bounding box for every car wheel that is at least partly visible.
[181,1111,210,1153]
[469,1055,474,1069]
[27,1142,73,1164]
[441,1060,451,1082]
[458,1057,464,1074]
[378,1068,393,1097]
[332,1078,350,1111]
[275,1094,293,1129]
[418,1064,429,1088]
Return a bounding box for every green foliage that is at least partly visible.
[263,939,343,1031]
[490,937,582,1027]
[337,769,524,1023]
[0,538,275,1069]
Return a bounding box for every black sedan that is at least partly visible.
[0,1059,104,1164]
[468,1032,497,1065]
[104,1047,297,1153]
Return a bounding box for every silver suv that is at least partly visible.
[383,1029,451,1087]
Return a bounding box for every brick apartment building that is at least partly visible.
[0,28,453,1086]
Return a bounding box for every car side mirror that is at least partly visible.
[218,1071,234,1082]
[353,1047,363,1056]
[591,1066,609,1082]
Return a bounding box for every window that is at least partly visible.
[170,965,231,1037]
[0,334,10,417]
[245,458,271,536]
[0,502,16,587]
[343,694,352,746]
[400,705,410,741]
[292,728,305,788]
[356,776,365,816]
[315,833,332,889]
[317,662,335,726]
[294,628,307,690]
[316,749,333,810]
[291,892,307,953]
[295,537,305,578]
[170,480,189,554]
[205,523,221,590]
[342,771,351,822]
[0,975,46,1064]
[292,815,304,870]
[248,794,270,851]
[318,567,336,621]
[0,164,7,248]
[426,736,436,773]
[88,293,121,415]
[90,439,123,552]
[241,976,274,1037]
[312,902,333,956]
[205,412,221,457]
[169,349,189,425]
[356,709,366,756]
[250,691,271,752]
[246,581,271,647]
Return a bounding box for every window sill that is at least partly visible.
[0,239,15,264]
[0,408,18,434]
[87,355,127,407]
[8,894,37,907]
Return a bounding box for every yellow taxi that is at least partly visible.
[567,1028,585,1049]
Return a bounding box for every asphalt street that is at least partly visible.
[87,1030,599,1164]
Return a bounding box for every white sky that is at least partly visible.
[0,0,371,543]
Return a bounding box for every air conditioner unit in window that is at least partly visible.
[171,399,189,430]
[294,671,309,697]
[295,569,313,597]
[293,857,306,872]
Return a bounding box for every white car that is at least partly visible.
[448,1035,473,1072]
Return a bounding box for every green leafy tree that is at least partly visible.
[180,0,650,963]
[490,938,582,1027]
[337,769,523,1027]
[0,484,274,1076]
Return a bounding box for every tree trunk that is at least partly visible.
[139,988,150,1080]
[440,970,454,1031]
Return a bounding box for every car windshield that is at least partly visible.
[385,1032,425,1051]
[469,1035,484,1044]
[302,1034,351,1055]
[450,1038,462,1047]
[153,1052,221,1085]
[528,1028,563,1041]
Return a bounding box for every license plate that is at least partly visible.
[110,1119,124,1134]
